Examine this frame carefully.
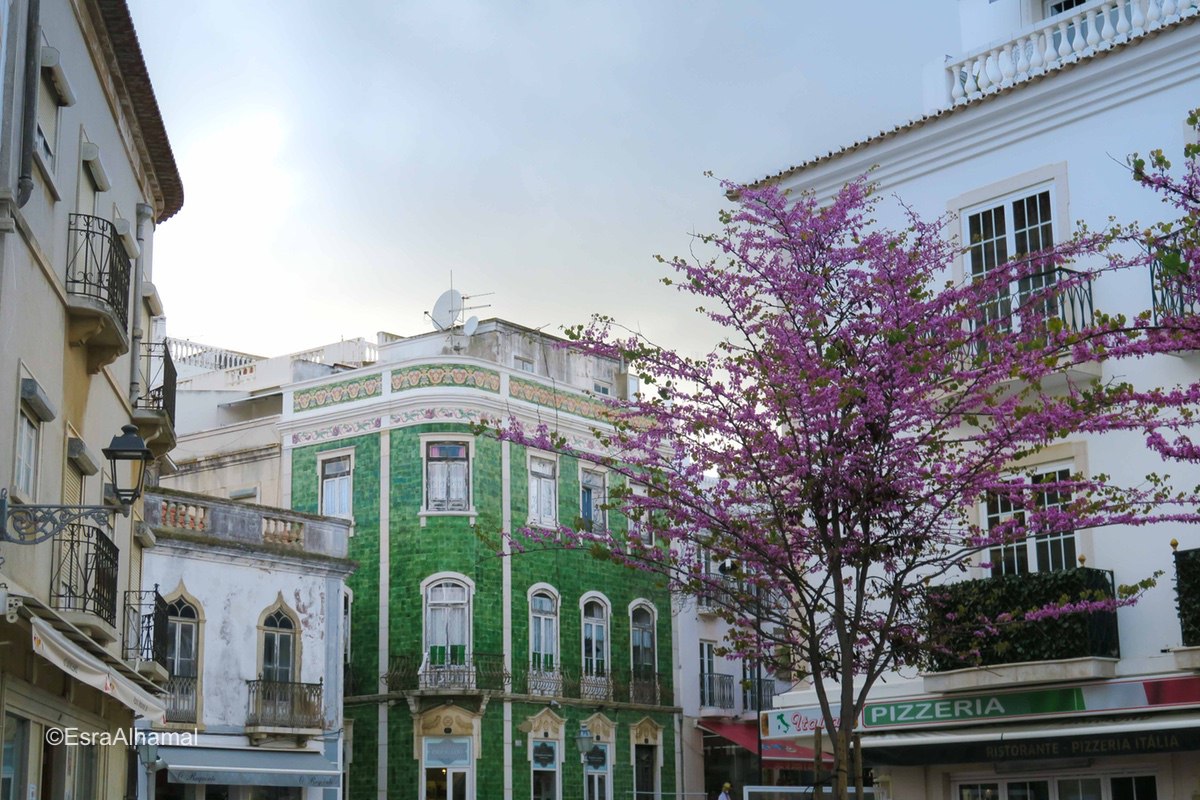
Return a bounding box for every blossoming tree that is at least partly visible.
[493,166,1200,798]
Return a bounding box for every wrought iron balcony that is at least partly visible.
[165,675,198,723]
[1151,257,1198,325]
[742,676,777,712]
[383,650,510,692]
[136,342,177,424]
[246,679,324,730]
[700,671,735,710]
[122,588,167,669]
[51,523,118,630]
[629,666,662,706]
[65,214,132,371]
[523,663,564,697]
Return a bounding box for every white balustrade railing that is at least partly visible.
[945,0,1198,105]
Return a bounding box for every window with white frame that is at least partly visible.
[14,408,39,498]
[529,455,558,527]
[425,441,471,512]
[580,469,606,532]
[531,739,558,800]
[425,578,471,666]
[954,774,1158,800]
[628,482,651,545]
[630,605,655,678]
[985,463,1076,577]
[965,186,1057,332]
[530,590,558,673]
[1044,0,1086,18]
[582,600,608,678]
[583,742,610,800]
[320,453,352,518]
[515,355,535,373]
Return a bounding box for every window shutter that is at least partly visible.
[428,462,448,509]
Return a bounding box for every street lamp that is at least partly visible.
[1,425,154,545]
[575,723,594,755]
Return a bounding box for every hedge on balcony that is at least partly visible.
[925,567,1119,672]
[1176,548,1200,647]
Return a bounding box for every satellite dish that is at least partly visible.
[430,289,463,331]
[462,316,479,337]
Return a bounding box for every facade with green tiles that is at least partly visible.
[277,321,680,800]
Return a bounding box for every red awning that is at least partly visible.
[697,720,831,764]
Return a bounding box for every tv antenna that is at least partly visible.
[425,277,492,348]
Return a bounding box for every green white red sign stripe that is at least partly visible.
[762,675,1200,737]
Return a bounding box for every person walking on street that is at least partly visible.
[719,782,733,800]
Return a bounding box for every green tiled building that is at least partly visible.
[277,321,680,800]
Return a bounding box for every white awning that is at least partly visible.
[159,746,341,787]
[31,617,166,723]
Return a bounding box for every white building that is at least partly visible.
[758,2,1200,799]
[136,488,354,800]
[1,0,183,795]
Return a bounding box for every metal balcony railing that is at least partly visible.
[51,523,118,627]
[700,672,735,709]
[136,342,177,426]
[66,214,131,329]
[629,666,661,705]
[246,679,324,729]
[742,676,777,712]
[165,675,198,723]
[1151,257,1198,325]
[122,588,167,667]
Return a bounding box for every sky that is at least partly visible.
[126,0,960,359]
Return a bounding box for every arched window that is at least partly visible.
[262,609,296,683]
[530,591,557,673]
[631,606,655,676]
[425,579,470,666]
[582,601,608,677]
[167,598,198,678]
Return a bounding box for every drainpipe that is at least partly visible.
[16,0,41,207]
[129,203,153,404]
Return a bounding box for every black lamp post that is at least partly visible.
[1,424,154,545]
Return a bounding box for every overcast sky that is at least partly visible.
[126,0,959,358]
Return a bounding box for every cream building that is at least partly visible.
[0,0,183,796]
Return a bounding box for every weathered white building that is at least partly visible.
[136,488,354,800]
[758,2,1200,799]
[0,0,183,795]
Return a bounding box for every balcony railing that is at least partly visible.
[166,675,198,723]
[700,672,735,709]
[943,0,1200,108]
[742,676,777,712]
[629,666,661,706]
[925,567,1120,672]
[967,268,1095,358]
[1175,546,1200,647]
[66,214,131,330]
[136,342,177,426]
[122,588,167,668]
[1151,257,1198,325]
[51,523,118,627]
[246,679,324,729]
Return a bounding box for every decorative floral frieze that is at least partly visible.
[390,407,486,426]
[508,377,611,422]
[290,417,382,445]
[392,364,501,394]
[293,373,383,412]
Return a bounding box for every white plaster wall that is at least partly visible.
[142,546,336,729]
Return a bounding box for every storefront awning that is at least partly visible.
[159,746,341,787]
[861,713,1200,766]
[698,720,831,765]
[31,618,166,723]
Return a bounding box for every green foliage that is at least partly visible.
[1175,548,1200,646]
[926,567,1119,671]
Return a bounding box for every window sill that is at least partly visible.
[419,510,477,527]
[526,519,559,531]
[32,148,61,202]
